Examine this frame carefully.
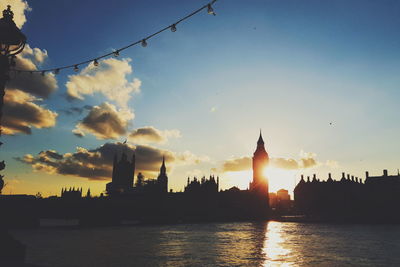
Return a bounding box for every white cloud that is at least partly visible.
[66,58,141,108]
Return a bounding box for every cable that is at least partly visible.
[11,0,218,75]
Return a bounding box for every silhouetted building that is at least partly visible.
[269,190,292,211]
[134,158,169,194]
[276,189,291,210]
[185,175,219,194]
[364,169,400,212]
[106,151,135,195]
[106,157,169,196]
[249,131,269,206]
[157,156,168,193]
[61,187,82,199]
[294,170,400,220]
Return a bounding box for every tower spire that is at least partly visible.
[257,129,264,146]
[160,156,166,174]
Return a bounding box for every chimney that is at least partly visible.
[365,171,369,179]
[342,172,345,179]
[328,173,332,179]
[347,174,350,180]
[383,169,388,177]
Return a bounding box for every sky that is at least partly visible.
[1,0,399,197]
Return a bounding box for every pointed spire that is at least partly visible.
[160,156,166,175]
[312,174,317,182]
[257,129,264,145]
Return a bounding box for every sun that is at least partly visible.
[264,167,298,194]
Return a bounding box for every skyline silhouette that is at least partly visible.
[1,1,400,266]
[0,0,399,199]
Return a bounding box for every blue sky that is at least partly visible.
[2,0,400,196]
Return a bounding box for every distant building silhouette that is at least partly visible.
[277,189,291,210]
[61,187,82,199]
[106,151,135,195]
[294,170,400,219]
[269,189,292,211]
[185,175,219,194]
[106,153,168,196]
[157,156,168,193]
[249,131,269,205]
[364,169,400,213]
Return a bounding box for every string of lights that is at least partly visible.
[10,0,218,76]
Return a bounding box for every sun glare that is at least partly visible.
[264,167,297,195]
[223,170,252,190]
[223,168,298,195]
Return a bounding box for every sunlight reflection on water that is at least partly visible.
[263,221,293,266]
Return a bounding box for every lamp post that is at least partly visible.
[0,6,27,265]
[0,5,26,193]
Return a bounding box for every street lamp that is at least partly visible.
[0,6,27,264]
[0,5,26,194]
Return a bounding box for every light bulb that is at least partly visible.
[171,24,177,32]
[113,50,120,57]
[207,4,216,16]
[141,39,147,47]
[94,59,99,67]
[74,65,79,72]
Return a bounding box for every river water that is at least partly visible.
[12,221,400,266]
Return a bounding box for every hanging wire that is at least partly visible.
[11,0,218,75]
